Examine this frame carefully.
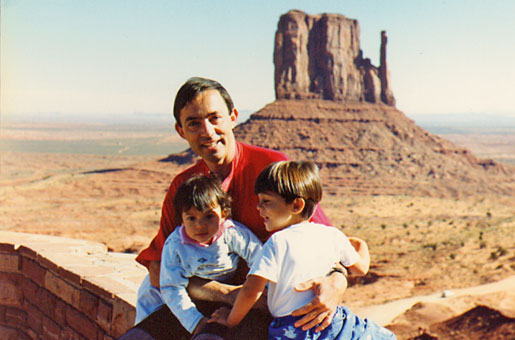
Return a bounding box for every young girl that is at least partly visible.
[159,175,263,337]
[209,161,396,340]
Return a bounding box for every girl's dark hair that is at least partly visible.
[173,175,232,225]
[173,77,234,126]
[254,161,322,219]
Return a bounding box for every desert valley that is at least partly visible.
[2,9,514,340]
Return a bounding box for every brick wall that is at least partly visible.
[0,232,146,340]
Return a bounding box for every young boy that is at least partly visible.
[159,175,263,337]
[210,161,396,340]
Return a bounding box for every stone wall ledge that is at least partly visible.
[0,231,146,340]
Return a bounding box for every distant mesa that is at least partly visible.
[274,10,395,106]
[164,9,515,197]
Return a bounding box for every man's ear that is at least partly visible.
[230,109,239,128]
[291,198,306,214]
[175,123,186,139]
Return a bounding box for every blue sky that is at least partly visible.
[2,0,515,120]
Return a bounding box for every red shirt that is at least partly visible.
[136,142,331,267]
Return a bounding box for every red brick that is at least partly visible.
[58,267,82,285]
[97,299,112,332]
[26,328,38,340]
[36,254,59,273]
[0,254,20,272]
[42,315,61,340]
[0,273,23,307]
[17,246,38,260]
[112,299,135,338]
[80,289,99,320]
[24,302,43,334]
[66,305,99,340]
[21,258,46,286]
[36,289,57,318]
[44,270,80,307]
[54,298,67,326]
[22,279,39,305]
[17,330,32,340]
[5,307,27,328]
[0,325,19,340]
[61,326,82,340]
[82,280,115,300]
[0,243,16,253]
[0,306,6,323]
[96,327,106,340]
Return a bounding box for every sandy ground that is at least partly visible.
[1,148,514,339]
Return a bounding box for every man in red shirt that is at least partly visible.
[121,77,370,340]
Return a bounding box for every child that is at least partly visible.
[209,161,396,340]
[159,175,263,337]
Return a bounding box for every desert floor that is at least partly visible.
[1,150,513,307]
[1,123,514,339]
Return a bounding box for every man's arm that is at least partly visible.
[187,276,241,305]
[148,260,161,287]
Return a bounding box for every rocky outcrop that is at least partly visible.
[274,10,395,106]
[234,99,515,197]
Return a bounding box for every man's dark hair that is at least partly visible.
[173,77,234,126]
[254,161,322,219]
[173,175,232,225]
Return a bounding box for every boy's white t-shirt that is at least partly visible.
[249,221,359,318]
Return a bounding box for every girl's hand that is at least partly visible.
[208,306,231,326]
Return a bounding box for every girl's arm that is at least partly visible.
[210,274,268,328]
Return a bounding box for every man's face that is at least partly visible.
[175,90,238,170]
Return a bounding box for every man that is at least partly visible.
[121,77,370,340]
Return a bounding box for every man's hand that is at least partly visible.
[208,306,231,327]
[291,272,348,333]
[148,260,161,288]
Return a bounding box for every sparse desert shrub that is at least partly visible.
[497,246,507,257]
[423,243,437,251]
[381,224,387,230]
[403,223,408,229]
[450,253,456,260]
[486,211,492,218]
[480,241,487,249]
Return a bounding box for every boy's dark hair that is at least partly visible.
[173,77,235,126]
[254,161,322,219]
[173,175,232,225]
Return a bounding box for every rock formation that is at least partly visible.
[234,99,513,197]
[274,10,395,106]
[165,9,514,197]
[233,10,514,197]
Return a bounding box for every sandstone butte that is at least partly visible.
[165,9,515,198]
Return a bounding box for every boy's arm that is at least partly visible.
[210,274,268,328]
[347,237,370,276]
